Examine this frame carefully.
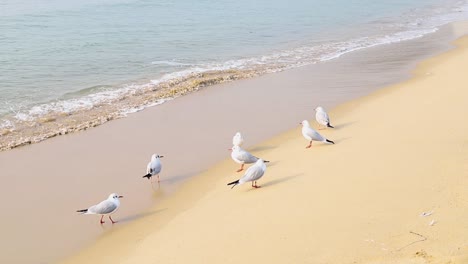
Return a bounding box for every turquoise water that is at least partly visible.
[1,0,468,148]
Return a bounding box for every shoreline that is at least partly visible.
[62,33,468,264]
[0,22,467,264]
[2,12,468,153]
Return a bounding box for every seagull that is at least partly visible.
[227,159,269,189]
[143,154,163,182]
[229,145,268,172]
[315,106,334,129]
[77,193,123,224]
[232,132,244,147]
[301,120,335,148]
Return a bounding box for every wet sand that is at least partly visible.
[0,23,467,263]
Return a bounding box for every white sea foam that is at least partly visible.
[4,26,457,124]
[151,60,193,67]
[119,98,173,116]
[0,119,14,129]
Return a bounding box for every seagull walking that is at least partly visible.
[143,154,163,182]
[77,193,123,224]
[301,120,335,148]
[227,159,269,189]
[315,106,334,129]
[229,145,268,172]
[232,132,244,147]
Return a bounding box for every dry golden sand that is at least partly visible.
[62,37,468,264]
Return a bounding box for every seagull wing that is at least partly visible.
[88,200,118,215]
[316,111,329,126]
[151,159,161,175]
[238,149,259,164]
[307,127,325,141]
[146,161,152,174]
[240,164,265,183]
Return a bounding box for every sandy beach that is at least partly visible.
[53,32,468,263]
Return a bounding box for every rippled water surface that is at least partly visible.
[1,0,468,150]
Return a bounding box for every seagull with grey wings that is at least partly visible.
[229,145,268,172]
[301,120,335,148]
[143,154,163,182]
[227,159,269,189]
[77,193,123,224]
[315,106,334,129]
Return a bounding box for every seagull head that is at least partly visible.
[301,120,310,127]
[256,159,269,165]
[229,145,240,152]
[152,154,164,159]
[109,193,123,200]
[315,106,324,112]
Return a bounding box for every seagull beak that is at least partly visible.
[118,196,124,198]
[159,155,164,158]
[228,148,232,151]
[264,160,270,163]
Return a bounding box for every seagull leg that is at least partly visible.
[157,174,160,183]
[100,215,105,224]
[306,141,312,148]
[252,181,261,188]
[109,216,117,224]
[236,164,244,172]
[318,124,324,130]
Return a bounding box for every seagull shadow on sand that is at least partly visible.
[328,137,352,144]
[332,121,356,130]
[254,173,304,189]
[249,145,277,152]
[160,173,197,185]
[118,208,167,223]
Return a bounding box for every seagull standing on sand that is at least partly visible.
[315,106,334,129]
[301,120,335,148]
[143,154,163,182]
[229,145,268,172]
[232,132,244,147]
[227,159,269,189]
[77,193,123,224]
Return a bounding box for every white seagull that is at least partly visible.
[227,159,269,189]
[229,145,268,172]
[315,106,334,129]
[301,120,335,148]
[77,193,123,224]
[232,132,244,147]
[143,154,163,182]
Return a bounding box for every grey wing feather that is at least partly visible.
[146,161,152,174]
[152,161,161,174]
[148,160,161,175]
[238,150,259,164]
[316,111,329,126]
[309,128,325,141]
[89,200,118,215]
[241,165,264,183]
